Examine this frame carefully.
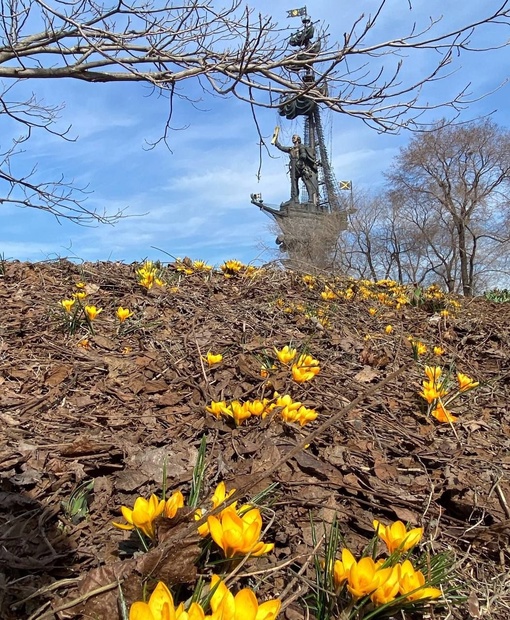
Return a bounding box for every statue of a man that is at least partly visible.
[273,132,319,205]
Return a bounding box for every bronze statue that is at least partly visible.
[272,129,319,205]
[251,12,349,267]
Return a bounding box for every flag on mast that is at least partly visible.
[339,181,352,190]
[287,7,307,18]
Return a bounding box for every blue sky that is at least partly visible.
[2,0,510,267]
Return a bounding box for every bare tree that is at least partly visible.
[335,174,510,293]
[386,119,510,295]
[2,0,510,222]
[334,192,385,280]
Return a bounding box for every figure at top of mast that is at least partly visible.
[289,15,314,47]
[278,11,322,120]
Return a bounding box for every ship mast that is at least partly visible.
[251,8,349,269]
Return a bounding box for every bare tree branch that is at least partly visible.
[1,0,510,222]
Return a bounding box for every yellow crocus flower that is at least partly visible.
[274,345,297,365]
[245,265,259,277]
[373,520,423,554]
[73,291,87,300]
[277,395,303,423]
[220,259,244,274]
[180,603,205,620]
[205,351,223,366]
[245,399,269,417]
[210,481,236,511]
[291,354,320,383]
[175,260,193,274]
[370,564,401,605]
[194,508,209,537]
[137,262,161,289]
[302,274,316,288]
[399,559,442,601]
[280,406,300,424]
[117,306,133,322]
[60,298,75,313]
[130,581,173,620]
[424,366,442,382]
[208,575,281,620]
[275,394,301,410]
[207,506,274,558]
[420,381,441,404]
[139,274,155,289]
[408,336,427,356]
[163,490,184,519]
[113,494,165,540]
[195,481,237,537]
[385,325,393,334]
[280,401,317,426]
[130,581,206,620]
[413,341,427,355]
[84,305,102,321]
[321,288,337,300]
[192,260,212,272]
[457,372,479,392]
[295,406,318,427]
[205,401,230,419]
[346,556,384,599]
[291,365,319,383]
[432,402,458,423]
[230,400,251,425]
[333,548,356,590]
[433,346,445,356]
[297,353,320,369]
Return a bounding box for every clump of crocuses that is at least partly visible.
[324,518,449,620]
[113,490,184,542]
[129,575,281,620]
[419,365,479,423]
[206,394,317,427]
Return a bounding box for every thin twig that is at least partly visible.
[29,581,120,620]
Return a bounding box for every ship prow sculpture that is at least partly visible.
[251,8,350,269]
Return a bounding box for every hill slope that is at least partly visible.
[1,259,509,619]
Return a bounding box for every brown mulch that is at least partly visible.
[1,259,509,619]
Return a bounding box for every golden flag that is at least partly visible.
[339,181,352,190]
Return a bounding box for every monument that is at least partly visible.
[251,8,350,269]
